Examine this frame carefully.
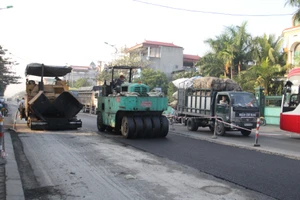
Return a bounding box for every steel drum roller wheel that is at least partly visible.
[97,112,107,132]
[160,116,169,137]
[121,116,135,139]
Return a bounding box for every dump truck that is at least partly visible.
[176,77,259,136]
[71,86,101,114]
[96,66,169,139]
[20,63,83,130]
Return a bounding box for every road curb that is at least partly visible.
[5,130,25,200]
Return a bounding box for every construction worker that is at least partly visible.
[114,74,125,87]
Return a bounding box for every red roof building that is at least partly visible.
[183,54,200,63]
[127,40,183,52]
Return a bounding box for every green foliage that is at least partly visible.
[172,71,200,80]
[202,21,253,79]
[97,70,112,84]
[111,47,152,68]
[198,53,225,77]
[200,22,287,95]
[0,45,21,95]
[74,78,92,88]
[285,0,300,20]
[136,68,168,94]
[167,82,177,103]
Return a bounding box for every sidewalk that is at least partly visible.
[3,130,25,200]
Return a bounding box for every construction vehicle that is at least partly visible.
[20,63,83,130]
[96,66,169,139]
[176,77,259,136]
[71,86,101,114]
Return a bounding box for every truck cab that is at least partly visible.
[215,91,259,136]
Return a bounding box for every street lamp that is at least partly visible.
[104,42,117,53]
[0,6,13,10]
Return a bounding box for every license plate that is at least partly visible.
[244,123,253,126]
[239,113,256,117]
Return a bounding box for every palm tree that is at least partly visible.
[201,21,252,79]
[241,34,286,94]
[251,34,283,66]
[285,0,300,20]
[198,53,225,77]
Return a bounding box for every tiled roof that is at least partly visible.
[282,25,300,34]
[127,40,183,52]
[183,54,200,62]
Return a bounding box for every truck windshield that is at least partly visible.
[231,93,258,107]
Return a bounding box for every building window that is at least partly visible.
[149,47,160,58]
[294,43,300,66]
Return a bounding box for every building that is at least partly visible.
[65,64,99,87]
[282,16,300,67]
[127,40,200,79]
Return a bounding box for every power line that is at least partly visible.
[133,0,295,17]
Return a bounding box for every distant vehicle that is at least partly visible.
[20,63,83,130]
[280,67,300,133]
[71,86,101,114]
[96,66,169,139]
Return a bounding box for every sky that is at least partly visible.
[0,0,297,97]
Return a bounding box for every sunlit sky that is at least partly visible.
[0,0,297,97]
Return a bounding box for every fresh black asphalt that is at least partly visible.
[116,134,300,200]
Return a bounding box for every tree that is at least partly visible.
[238,34,286,94]
[74,78,92,88]
[285,0,300,20]
[111,47,152,68]
[97,46,153,85]
[97,69,112,85]
[135,68,169,94]
[0,45,21,95]
[198,53,225,77]
[201,21,252,79]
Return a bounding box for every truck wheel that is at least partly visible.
[97,112,106,132]
[241,130,251,136]
[209,125,214,133]
[187,118,198,131]
[216,120,225,136]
